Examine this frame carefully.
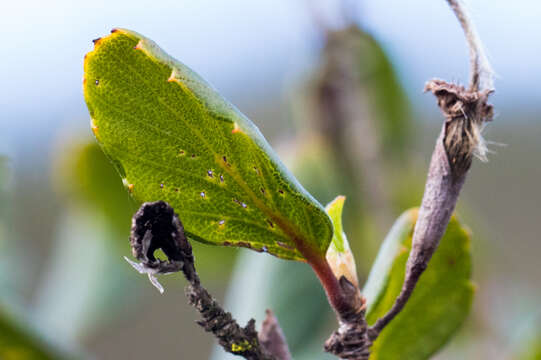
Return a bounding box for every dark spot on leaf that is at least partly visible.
[110,29,118,33]
[223,241,231,246]
[267,220,274,228]
[92,37,101,44]
[278,189,284,195]
[233,199,247,208]
[191,154,197,158]
[222,156,227,163]
[260,188,266,195]
[237,242,252,249]
[277,241,294,250]
[179,150,185,156]
[175,188,179,192]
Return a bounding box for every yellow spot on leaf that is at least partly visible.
[232,122,242,134]
[90,118,99,136]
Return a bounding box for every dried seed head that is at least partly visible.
[125,201,196,292]
[425,79,493,178]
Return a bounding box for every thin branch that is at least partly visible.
[125,201,291,360]
[368,0,494,339]
[446,0,494,91]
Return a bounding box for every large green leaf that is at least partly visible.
[83,29,332,261]
[364,208,474,360]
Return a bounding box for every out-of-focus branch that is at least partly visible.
[368,0,494,338]
[314,26,393,236]
[125,201,291,360]
[259,310,293,360]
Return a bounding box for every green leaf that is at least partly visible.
[325,196,359,287]
[326,195,347,252]
[83,29,332,261]
[364,208,474,360]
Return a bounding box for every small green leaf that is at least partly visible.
[364,208,474,360]
[83,29,332,261]
[326,195,347,252]
[325,196,359,287]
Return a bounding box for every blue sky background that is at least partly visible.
[1,0,539,159]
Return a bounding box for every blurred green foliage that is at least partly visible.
[0,301,73,360]
[520,343,541,360]
[364,209,474,360]
[315,26,412,161]
[515,326,541,360]
[0,159,78,359]
[0,157,9,246]
[55,141,137,245]
[292,24,422,269]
